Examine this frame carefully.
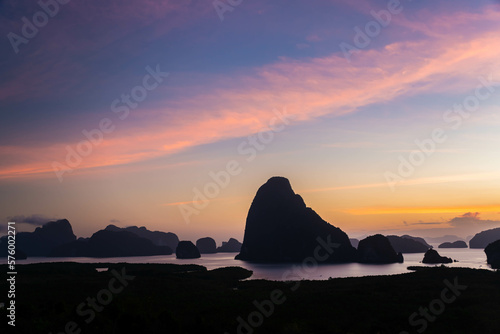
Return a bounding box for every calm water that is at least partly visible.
[8,248,493,281]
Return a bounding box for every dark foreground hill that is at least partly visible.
[1,263,499,334]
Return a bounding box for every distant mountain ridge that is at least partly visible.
[469,227,500,249]
[439,241,467,248]
[5,178,499,262]
[423,235,464,245]
[217,238,242,252]
[0,219,75,256]
[50,230,172,257]
[0,219,241,258]
[105,224,179,250]
[386,235,430,253]
[399,235,432,248]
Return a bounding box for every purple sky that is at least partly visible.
[1,0,500,243]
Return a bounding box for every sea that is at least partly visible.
[11,247,493,281]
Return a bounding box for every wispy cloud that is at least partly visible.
[361,212,500,238]
[6,214,55,226]
[301,172,500,194]
[344,205,500,216]
[323,142,378,149]
[381,149,467,154]
[2,4,500,180]
[411,222,442,226]
[162,195,250,207]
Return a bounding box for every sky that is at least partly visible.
[1,0,500,244]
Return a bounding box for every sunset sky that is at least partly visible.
[1,0,500,243]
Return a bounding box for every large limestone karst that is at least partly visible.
[236,177,356,263]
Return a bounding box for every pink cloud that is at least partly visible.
[2,5,500,180]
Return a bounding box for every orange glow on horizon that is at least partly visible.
[345,205,500,215]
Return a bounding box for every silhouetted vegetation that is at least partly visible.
[1,263,499,333]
